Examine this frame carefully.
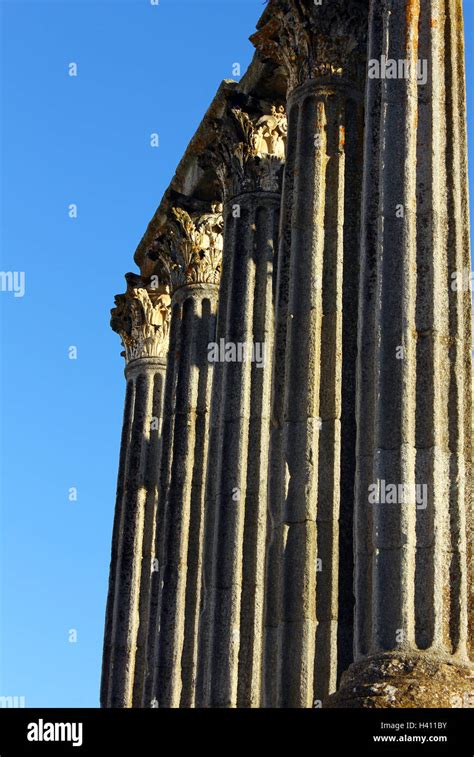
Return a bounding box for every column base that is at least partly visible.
[324,653,474,708]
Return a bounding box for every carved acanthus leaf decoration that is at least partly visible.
[251,0,368,93]
[206,104,287,198]
[161,205,224,290]
[111,279,171,363]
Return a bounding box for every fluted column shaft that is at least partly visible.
[356,0,472,661]
[102,277,170,708]
[251,0,367,708]
[267,81,363,708]
[329,0,474,708]
[152,284,218,708]
[197,191,281,708]
[101,355,167,708]
[147,206,223,708]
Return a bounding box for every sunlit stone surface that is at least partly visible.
[102,0,473,709]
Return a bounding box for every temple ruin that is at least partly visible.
[101,0,473,708]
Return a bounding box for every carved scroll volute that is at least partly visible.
[204,103,287,199]
[155,205,224,292]
[111,274,171,363]
[250,0,368,93]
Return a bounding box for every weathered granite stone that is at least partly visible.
[146,206,223,708]
[252,0,368,708]
[325,653,474,708]
[346,0,473,707]
[195,98,285,708]
[103,0,473,710]
[101,274,170,708]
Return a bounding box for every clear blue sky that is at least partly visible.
[0,0,473,708]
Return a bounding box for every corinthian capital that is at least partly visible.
[157,205,224,291]
[111,274,171,363]
[204,103,287,199]
[251,0,368,93]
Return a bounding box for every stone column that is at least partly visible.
[195,101,286,707]
[251,0,368,707]
[329,0,474,708]
[147,205,223,708]
[101,273,171,708]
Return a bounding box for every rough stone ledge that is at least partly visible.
[324,652,474,708]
